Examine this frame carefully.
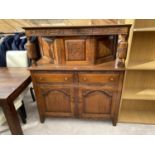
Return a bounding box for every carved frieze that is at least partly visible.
[25,26,130,36]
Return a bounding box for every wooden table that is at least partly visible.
[0,68,31,135]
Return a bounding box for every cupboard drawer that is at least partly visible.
[34,73,73,83]
[78,73,119,84]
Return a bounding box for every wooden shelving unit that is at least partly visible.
[119,100,155,124]
[134,27,155,32]
[127,31,155,70]
[119,19,155,124]
[127,60,155,70]
[122,88,155,100]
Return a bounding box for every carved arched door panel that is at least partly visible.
[39,85,74,117]
[78,87,113,118]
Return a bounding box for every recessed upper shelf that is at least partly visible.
[122,88,155,100]
[134,27,155,32]
[127,60,155,70]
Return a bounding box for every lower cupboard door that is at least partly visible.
[78,87,113,119]
[39,85,75,117]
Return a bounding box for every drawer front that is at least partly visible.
[78,73,119,84]
[34,73,73,83]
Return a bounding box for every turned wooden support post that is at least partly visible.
[26,37,38,66]
[115,34,128,68]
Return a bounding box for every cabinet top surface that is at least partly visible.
[23,24,131,37]
[23,24,131,29]
[29,61,124,71]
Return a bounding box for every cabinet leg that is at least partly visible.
[40,115,45,123]
[112,117,117,126]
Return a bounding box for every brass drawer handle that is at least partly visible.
[64,77,68,81]
[83,77,87,81]
[39,77,43,80]
[109,77,114,81]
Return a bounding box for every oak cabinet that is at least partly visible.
[24,25,131,126]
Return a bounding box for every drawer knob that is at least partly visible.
[64,77,68,81]
[110,77,114,81]
[40,77,43,80]
[83,77,87,81]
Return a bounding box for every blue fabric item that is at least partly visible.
[11,33,20,50]
[4,36,14,50]
[0,35,14,67]
[19,38,27,50]
[11,33,25,50]
[0,34,37,67]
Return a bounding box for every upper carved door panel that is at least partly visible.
[65,39,86,61]
[62,37,94,65]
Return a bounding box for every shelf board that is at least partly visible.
[119,100,155,124]
[134,27,155,32]
[119,109,155,124]
[122,88,155,100]
[31,60,125,71]
[127,60,155,70]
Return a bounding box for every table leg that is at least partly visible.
[2,100,23,135]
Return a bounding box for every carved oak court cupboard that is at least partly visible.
[24,25,131,126]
